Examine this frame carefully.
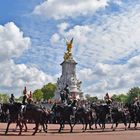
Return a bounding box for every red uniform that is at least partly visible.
[22,86,27,105]
[27,91,33,104]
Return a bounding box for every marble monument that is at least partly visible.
[54,38,83,100]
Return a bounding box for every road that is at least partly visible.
[0,123,140,140]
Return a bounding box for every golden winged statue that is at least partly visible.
[66,38,73,53]
[64,38,74,61]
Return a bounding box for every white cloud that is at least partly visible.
[52,4,140,66]
[50,33,60,45]
[113,0,122,5]
[0,60,56,96]
[0,22,30,61]
[77,68,93,81]
[128,55,140,69]
[33,0,110,19]
[50,4,140,97]
[79,59,139,97]
[0,22,56,96]
[94,63,111,76]
[57,22,70,33]
[55,5,140,61]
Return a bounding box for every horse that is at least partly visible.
[1,102,23,135]
[10,103,49,135]
[72,106,93,132]
[126,103,138,129]
[0,103,8,122]
[53,104,73,133]
[91,104,110,131]
[21,103,49,135]
[110,106,127,131]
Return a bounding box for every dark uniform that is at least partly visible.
[22,94,27,105]
[9,94,15,104]
[51,102,57,124]
[64,84,70,101]
[60,90,65,103]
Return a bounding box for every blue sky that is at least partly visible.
[0,0,140,97]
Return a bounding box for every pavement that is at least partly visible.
[0,123,140,140]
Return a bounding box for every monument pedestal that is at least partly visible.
[54,55,83,100]
[54,38,83,100]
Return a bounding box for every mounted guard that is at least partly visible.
[9,94,15,104]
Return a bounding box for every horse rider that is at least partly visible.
[133,97,139,105]
[51,101,58,124]
[60,90,65,103]
[104,93,112,105]
[133,97,140,111]
[22,86,27,105]
[27,91,33,104]
[21,86,28,113]
[70,99,77,113]
[64,84,70,101]
[67,96,73,105]
[9,94,15,104]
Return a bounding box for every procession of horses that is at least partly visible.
[1,95,140,136]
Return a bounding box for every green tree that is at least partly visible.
[112,94,127,103]
[33,89,43,101]
[85,94,98,102]
[111,94,118,101]
[41,83,56,100]
[118,94,127,103]
[127,87,140,103]
[0,93,9,103]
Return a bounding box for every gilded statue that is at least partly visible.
[64,38,74,61]
[66,38,73,53]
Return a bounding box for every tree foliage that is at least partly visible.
[33,89,43,101]
[0,93,9,103]
[126,87,140,103]
[41,83,56,100]
[111,94,127,103]
[85,94,98,102]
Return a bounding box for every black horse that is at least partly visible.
[53,104,73,133]
[2,102,49,135]
[21,104,49,135]
[72,106,93,132]
[91,104,110,131]
[110,107,127,131]
[0,103,8,122]
[126,103,139,129]
[1,102,23,135]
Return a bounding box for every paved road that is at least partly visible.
[0,123,140,140]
